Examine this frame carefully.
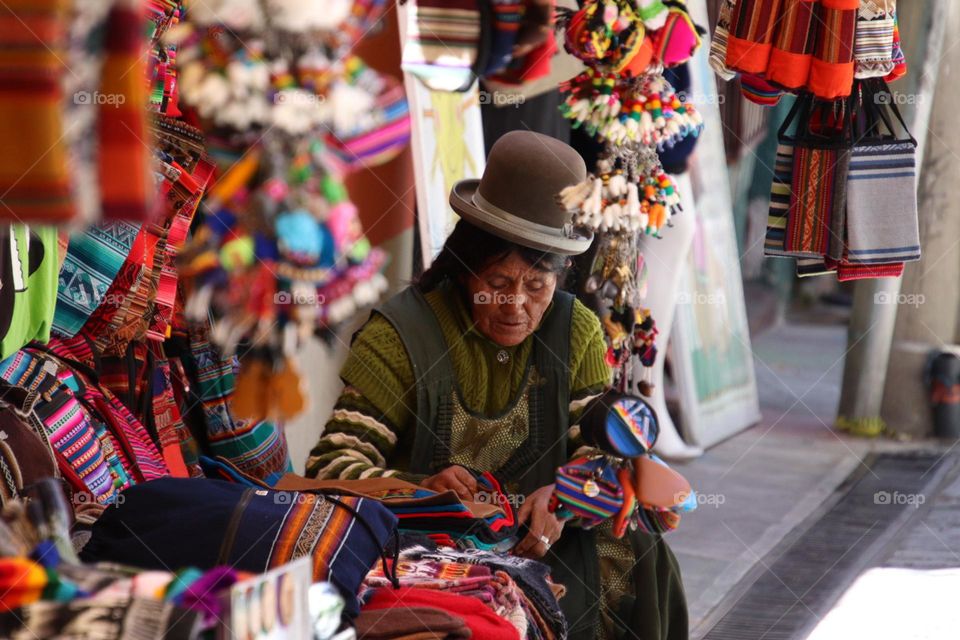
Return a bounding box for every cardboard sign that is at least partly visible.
[224,557,312,640]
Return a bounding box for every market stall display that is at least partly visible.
[0,1,711,639]
[555,0,704,394]
[711,0,920,280]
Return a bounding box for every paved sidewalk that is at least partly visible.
[666,322,878,635]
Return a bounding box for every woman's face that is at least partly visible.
[464,251,558,347]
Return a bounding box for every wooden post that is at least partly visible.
[835,0,949,435]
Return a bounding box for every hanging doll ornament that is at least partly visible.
[561,144,681,237]
[560,68,703,149]
[632,309,658,396]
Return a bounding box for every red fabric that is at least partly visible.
[364,587,520,640]
[487,31,556,85]
[826,258,905,281]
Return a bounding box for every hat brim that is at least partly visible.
[449,179,593,256]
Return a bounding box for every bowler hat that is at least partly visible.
[449,131,593,255]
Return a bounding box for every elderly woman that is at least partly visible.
[307,131,687,640]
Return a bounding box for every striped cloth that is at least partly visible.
[766,0,816,91]
[185,322,292,484]
[726,0,783,75]
[808,3,857,99]
[845,141,920,263]
[0,0,74,223]
[726,0,858,100]
[482,0,522,76]
[740,73,783,106]
[401,0,481,91]
[854,15,896,79]
[764,143,797,256]
[709,0,738,81]
[324,83,411,170]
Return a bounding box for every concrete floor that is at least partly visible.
[667,321,872,636]
[670,319,957,638]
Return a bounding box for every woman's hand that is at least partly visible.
[420,466,479,501]
[514,484,565,559]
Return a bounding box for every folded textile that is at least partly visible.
[410,547,566,640]
[79,477,397,618]
[364,587,520,640]
[274,472,517,546]
[355,605,472,639]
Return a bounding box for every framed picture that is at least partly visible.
[396,4,487,267]
[668,0,761,447]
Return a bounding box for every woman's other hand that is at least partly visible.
[514,484,564,559]
[420,465,479,501]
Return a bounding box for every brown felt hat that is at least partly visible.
[449,130,593,255]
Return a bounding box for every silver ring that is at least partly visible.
[539,535,551,548]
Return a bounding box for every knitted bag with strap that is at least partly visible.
[80,477,398,618]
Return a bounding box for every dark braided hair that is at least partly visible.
[417,220,570,293]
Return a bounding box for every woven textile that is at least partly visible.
[854,15,896,78]
[0,0,74,224]
[0,350,128,504]
[845,141,920,263]
[708,0,738,80]
[808,4,857,99]
[726,0,858,99]
[785,146,848,256]
[184,322,292,483]
[98,1,152,221]
[52,221,141,339]
[401,0,481,91]
[766,0,816,91]
[764,143,796,256]
[80,478,398,618]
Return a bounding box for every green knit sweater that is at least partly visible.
[306,286,611,481]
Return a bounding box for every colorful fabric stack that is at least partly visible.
[362,586,521,640]
[409,546,568,640]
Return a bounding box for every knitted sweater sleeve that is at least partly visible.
[566,298,612,459]
[304,313,422,481]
